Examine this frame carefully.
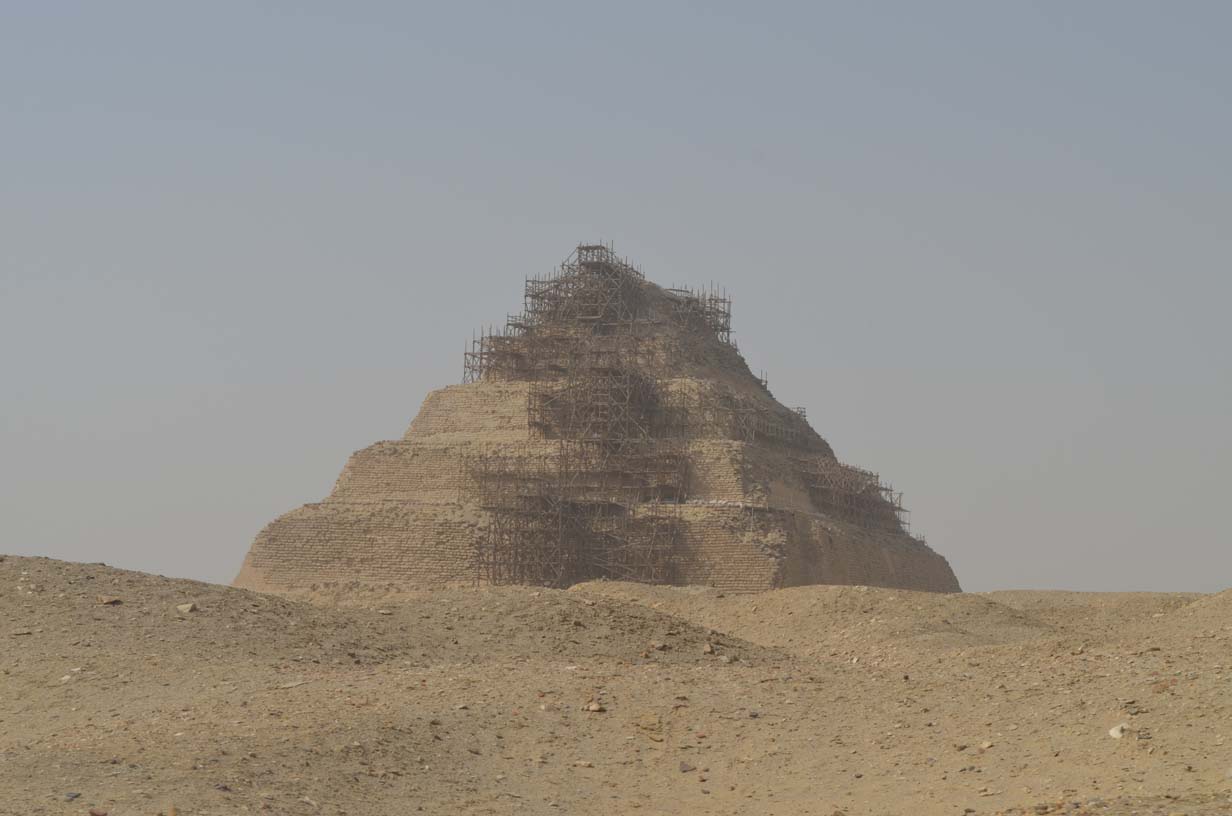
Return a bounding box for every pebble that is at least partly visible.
[679,761,696,773]
[703,643,715,655]
[96,596,122,606]
[584,701,606,712]
[1108,723,1130,739]
[176,602,197,614]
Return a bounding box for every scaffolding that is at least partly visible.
[655,386,820,449]
[664,284,734,347]
[460,242,919,585]
[528,368,662,441]
[522,244,646,329]
[792,457,909,534]
[461,245,691,586]
[467,439,687,587]
[470,492,681,587]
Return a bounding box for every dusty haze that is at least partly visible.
[2,3,1229,591]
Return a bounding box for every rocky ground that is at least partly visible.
[1,555,1229,815]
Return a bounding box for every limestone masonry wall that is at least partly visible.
[236,497,959,594]
[670,505,960,593]
[235,502,481,592]
[405,383,531,442]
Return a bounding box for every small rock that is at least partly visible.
[584,702,606,713]
[1108,723,1130,739]
[176,602,197,614]
[636,712,664,742]
[10,629,32,637]
[703,643,715,655]
[377,609,392,615]
[980,741,994,750]
[573,760,593,768]
[96,596,122,606]
[455,704,469,710]
[679,761,696,773]
[89,810,108,816]
[649,642,668,651]
[65,793,81,801]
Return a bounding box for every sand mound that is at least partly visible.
[571,580,1051,665]
[1125,587,1232,643]
[1,556,781,671]
[985,589,1203,629]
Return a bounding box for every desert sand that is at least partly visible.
[2,554,1229,815]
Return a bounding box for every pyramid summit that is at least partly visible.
[235,243,960,593]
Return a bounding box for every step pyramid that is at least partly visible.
[235,244,960,593]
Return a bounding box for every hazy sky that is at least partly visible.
[3,2,1229,592]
